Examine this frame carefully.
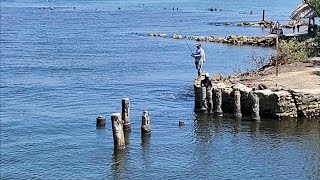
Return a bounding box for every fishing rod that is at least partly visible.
[178,29,193,54]
[172,14,194,54]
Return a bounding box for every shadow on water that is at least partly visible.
[112,148,129,180]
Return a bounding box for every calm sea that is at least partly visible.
[1,0,319,179]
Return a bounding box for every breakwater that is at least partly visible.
[194,73,320,119]
[147,33,277,47]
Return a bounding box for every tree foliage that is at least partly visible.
[309,0,320,16]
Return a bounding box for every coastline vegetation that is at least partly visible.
[309,0,320,15]
[270,0,320,67]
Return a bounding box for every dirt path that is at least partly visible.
[257,67,320,90]
[224,59,320,91]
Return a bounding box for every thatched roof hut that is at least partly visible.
[290,1,318,20]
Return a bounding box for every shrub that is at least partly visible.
[315,29,320,45]
[276,38,309,64]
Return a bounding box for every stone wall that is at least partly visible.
[194,78,320,119]
[291,89,320,118]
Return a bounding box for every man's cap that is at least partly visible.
[196,43,201,46]
[205,72,210,77]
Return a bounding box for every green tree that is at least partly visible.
[308,0,320,16]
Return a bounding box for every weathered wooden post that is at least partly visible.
[250,91,261,122]
[122,98,131,130]
[111,113,125,149]
[262,10,265,21]
[200,86,207,111]
[96,115,106,128]
[214,87,223,116]
[234,88,242,119]
[141,111,151,134]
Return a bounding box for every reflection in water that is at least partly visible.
[95,128,107,136]
[141,134,151,153]
[124,130,131,146]
[141,134,151,170]
[112,148,129,180]
[260,118,320,136]
[193,113,218,143]
[250,121,260,135]
[233,118,241,134]
[192,114,319,179]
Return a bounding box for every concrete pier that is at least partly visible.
[111,113,126,149]
[141,111,151,134]
[122,98,131,130]
[194,76,320,119]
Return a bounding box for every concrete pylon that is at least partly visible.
[234,88,242,119]
[96,115,106,128]
[141,111,151,134]
[250,91,261,122]
[200,86,207,111]
[214,88,223,116]
[122,98,131,130]
[111,113,125,149]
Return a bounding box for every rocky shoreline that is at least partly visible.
[146,33,277,47]
[221,20,308,29]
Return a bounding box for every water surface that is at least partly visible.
[1,0,319,179]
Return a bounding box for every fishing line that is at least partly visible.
[172,12,194,54]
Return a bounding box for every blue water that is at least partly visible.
[1,0,319,179]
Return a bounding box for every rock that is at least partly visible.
[217,82,226,89]
[233,83,250,91]
[172,34,184,39]
[258,83,268,90]
[159,33,168,37]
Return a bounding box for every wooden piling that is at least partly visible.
[122,98,131,130]
[141,111,151,134]
[262,10,265,21]
[214,88,223,116]
[234,88,242,119]
[96,115,106,128]
[250,92,261,122]
[111,113,126,149]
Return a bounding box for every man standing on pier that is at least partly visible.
[191,43,206,76]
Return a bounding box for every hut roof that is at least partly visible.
[290,2,318,19]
